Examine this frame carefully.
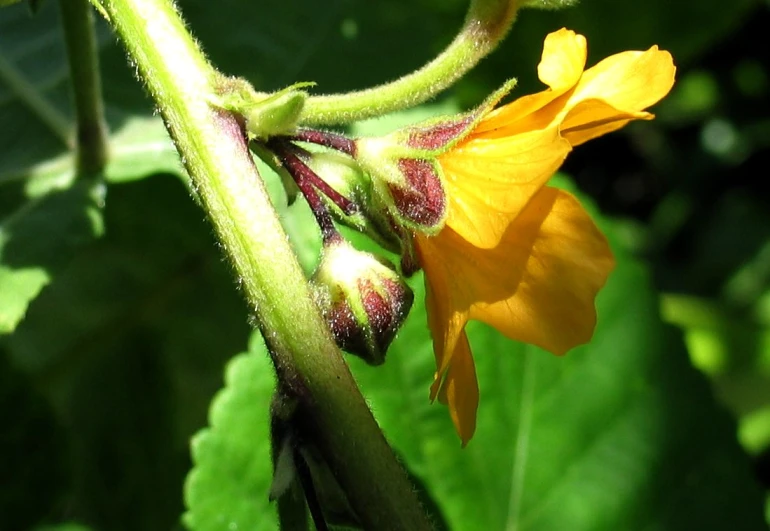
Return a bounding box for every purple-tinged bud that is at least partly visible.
[353,80,518,236]
[305,151,403,254]
[387,158,446,229]
[353,111,486,235]
[354,136,449,234]
[311,241,413,365]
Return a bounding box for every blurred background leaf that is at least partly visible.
[1,0,769,528]
[1,175,252,530]
[350,209,767,530]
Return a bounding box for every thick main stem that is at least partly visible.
[98,0,430,528]
[60,0,108,176]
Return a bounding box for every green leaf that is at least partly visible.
[0,2,181,187]
[183,334,278,531]
[0,1,180,333]
[0,180,104,334]
[4,175,251,529]
[231,166,768,528]
[347,226,767,530]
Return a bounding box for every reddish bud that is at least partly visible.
[387,158,447,229]
[312,241,413,365]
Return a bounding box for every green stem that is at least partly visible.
[300,0,519,125]
[60,0,109,176]
[98,0,431,528]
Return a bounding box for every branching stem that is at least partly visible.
[97,0,431,528]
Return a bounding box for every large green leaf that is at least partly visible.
[0,2,180,333]
[3,175,251,529]
[347,227,766,530]
[183,175,767,530]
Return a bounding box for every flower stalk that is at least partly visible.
[96,0,431,527]
[59,0,109,176]
[268,139,347,243]
[299,0,519,125]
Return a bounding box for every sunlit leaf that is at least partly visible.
[347,198,767,530]
[183,335,278,531]
[0,180,103,334]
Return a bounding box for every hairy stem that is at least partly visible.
[300,0,519,125]
[98,0,431,528]
[60,0,109,176]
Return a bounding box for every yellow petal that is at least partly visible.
[424,274,469,392]
[537,28,588,91]
[571,46,675,117]
[472,35,674,145]
[439,128,571,249]
[559,98,653,146]
[418,186,614,356]
[474,29,587,137]
[435,331,479,446]
[477,187,614,353]
[559,46,675,145]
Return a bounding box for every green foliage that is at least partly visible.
[2,0,769,529]
[183,336,278,531]
[2,175,251,529]
[352,239,765,530]
[183,200,767,529]
[0,180,104,333]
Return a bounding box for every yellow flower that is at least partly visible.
[416,28,676,445]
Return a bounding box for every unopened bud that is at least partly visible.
[311,241,413,365]
[305,151,402,253]
[211,79,313,139]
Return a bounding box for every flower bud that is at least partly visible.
[311,241,413,365]
[304,151,402,254]
[353,80,518,235]
[355,136,450,235]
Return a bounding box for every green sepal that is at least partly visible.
[211,77,315,139]
[357,78,517,162]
